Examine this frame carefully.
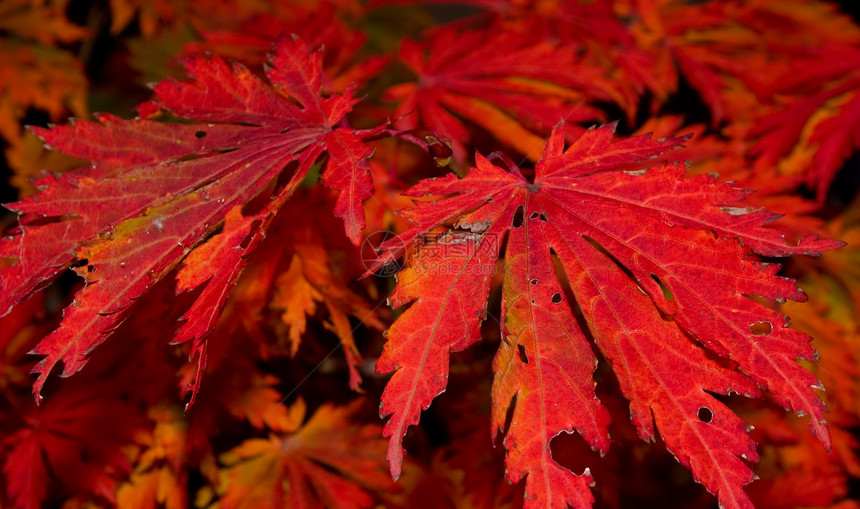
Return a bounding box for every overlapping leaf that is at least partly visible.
[749,41,860,201]
[0,293,47,391]
[1,383,144,509]
[386,22,619,163]
[5,130,84,198]
[0,36,381,402]
[180,3,388,94]
[0,0,88,189]
[621,0,777,124]
[371,124,839,509]
[116,405,190,509]
[271,224,382,391]
[210,400,396,509]
[0,0,857,507]
[745,408,860,509]
[0,0,87,44]
[0,40,87,145]
[107,0,218,36]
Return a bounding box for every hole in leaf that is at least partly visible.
[749,321,772,335]
[697,407,713,423]
[87,265,96,273]
[517,344,529,364]
[539,213,548,222]
[502,394,517,436]
[512,205,525,228]
[530,278,538,285]
[550,430,604,479]
[530,211,540,220]
[551,292,562,303]
[550,253,588,335]
[194,130,207,138]
[650,274,674,302]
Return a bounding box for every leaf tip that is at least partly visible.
[387,443,404,482]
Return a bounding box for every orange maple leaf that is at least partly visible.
[209,400,397,509]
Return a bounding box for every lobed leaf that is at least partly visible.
[386,22,618,163]
[214,400,396,509]
[373,124,840,509]
[0,36,380,402]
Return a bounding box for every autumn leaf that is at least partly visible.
[748,41,860,202]
[0,40,87,145]
[196,350,306,433]
[116,405,189,509]
[141,186,383,407]
[371,123,840,509]
[4,130,85,198]
[209,399,397,509]
[389,0,650,117]
[632,115,832,238]
[182,188,384,393]
[0,0,87,44]
[107,0,364,38]
[774,200,860,489]
[360,159,415,238]
[620,0,780,124]
[386,22,619,163]
[180,3,388,94]
[0,0,88,156]
[0,293,49,392]
[270,217,382,391]
[1,383,144,509]
[618,0,860,198]
[744,408,860,509]
[223,370,304,432]
[0,35,382,403]
[783,284,860,427]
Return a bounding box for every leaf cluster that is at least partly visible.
[1,1,860,508]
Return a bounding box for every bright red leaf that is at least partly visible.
[370,124,840,509]
[0,35,381,403]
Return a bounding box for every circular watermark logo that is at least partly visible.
[360,230,406,277]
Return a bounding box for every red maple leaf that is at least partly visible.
[1,383,144,509]
[749,42,860,202]
[180,3,388,94]
[386,22,620,164]
[0,35,381,403]
[369,124,840,509]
